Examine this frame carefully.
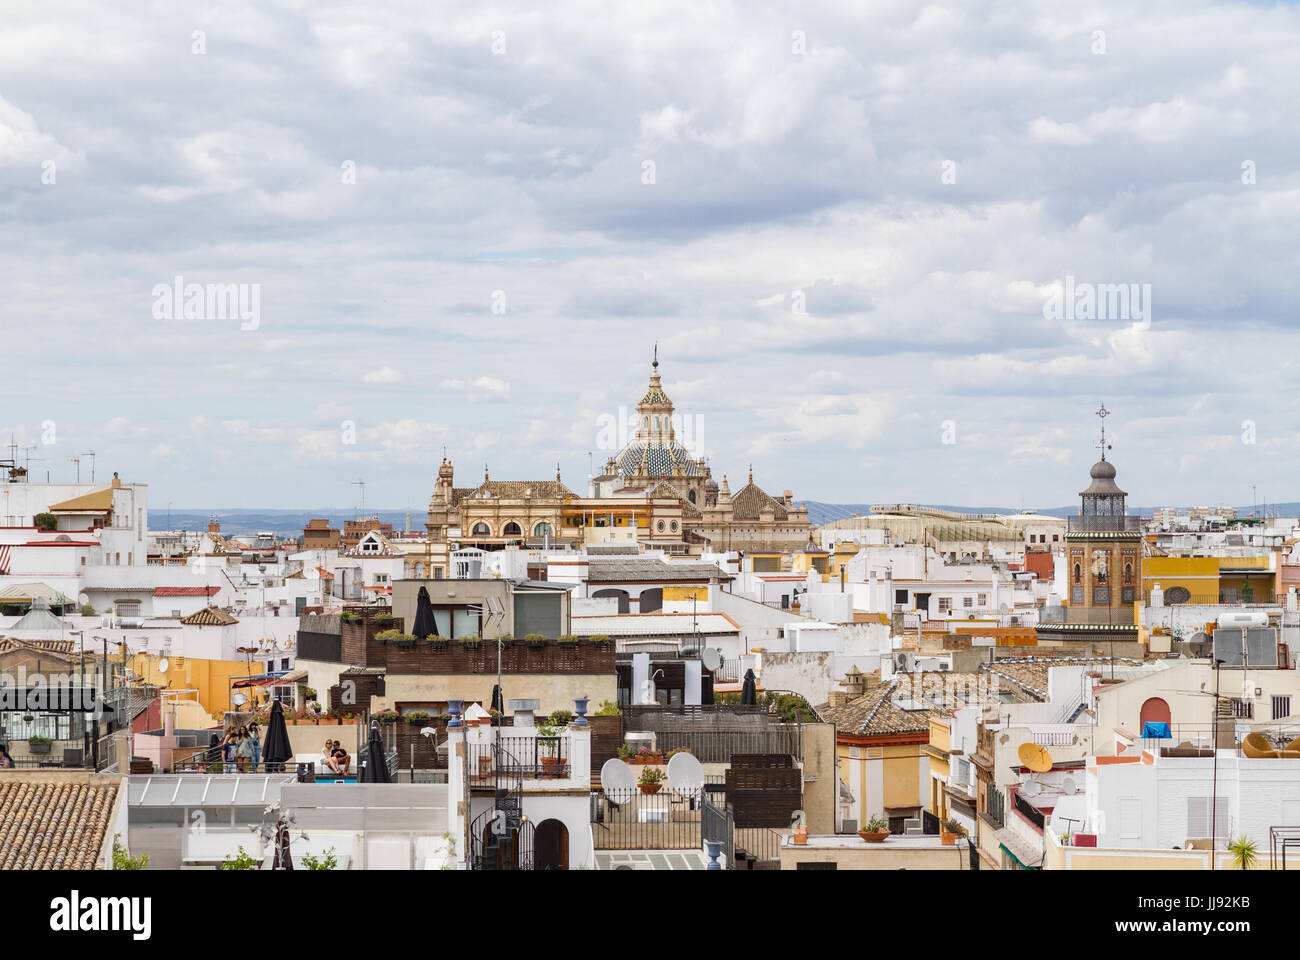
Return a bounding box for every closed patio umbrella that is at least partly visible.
[490,683,504,715]
[361,722,391,782]
[412,585,436,639]
[740,669,757,705]
[262,699,293,773]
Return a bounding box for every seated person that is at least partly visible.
[320,739,342,774]
[331,740,351,776]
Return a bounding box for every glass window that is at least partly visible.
[452,607,480,638]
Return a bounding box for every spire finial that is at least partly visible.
[556,461,561,483]
[748,463,753,484]
[1095,402,1111,461]
[653,342,658,369]
[484,463,490,482]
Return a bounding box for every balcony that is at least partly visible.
[467,736,570,784]
[1067,515,1142,534]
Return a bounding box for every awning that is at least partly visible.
[994,827,1043,869]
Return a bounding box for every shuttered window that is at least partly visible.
[1187,797,1229,839]
[514,593,561,638]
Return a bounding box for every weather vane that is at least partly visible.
[1095,402,1111,460]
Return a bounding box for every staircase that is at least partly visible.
[469,739,532,870]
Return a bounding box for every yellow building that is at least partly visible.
[1143,555,1276,605]
[819,679,933,832]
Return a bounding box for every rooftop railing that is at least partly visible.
[1067,516,1143,533]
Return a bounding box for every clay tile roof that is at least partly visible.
[0,637,79,661]
[0,775,120,869]
[730,482,788,521]
[180,605,238,626]
[47,488,115,513]
[453,480,577,505]
[817,681,938,737]
[154,586,220,597]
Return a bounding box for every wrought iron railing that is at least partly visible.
[1067,515,1142,533]
[467,736,570,782]
[592,786,706,851]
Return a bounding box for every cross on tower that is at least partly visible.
[1095,402,1111,460]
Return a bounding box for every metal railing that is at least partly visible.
[1067,515,1143,533]
[646,728,803,764]
[467,736,570,782]
[592,786,706,850]
[1012,790,1045,829]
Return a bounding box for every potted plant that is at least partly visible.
[524,633,546,648]
[496,634,514,647]
[557,634,578,646]
[373,710,401,725]
[426,635,449,649]
[940,817,966,846]
[404,711,431,725]
[28,736,52,755]
[587,634,611,647]
[617,743,636,761]
[458,635,481,649]
[339,610,360,622]
[22,715,34,724]
[547,709,573,727]
[638,766,665,794]
[858,814,890,843]
[536,723,563,777]
[632,745,664,765]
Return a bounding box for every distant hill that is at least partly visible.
[797,502,1297,528]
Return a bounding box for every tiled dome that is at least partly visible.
[613,440,701,477]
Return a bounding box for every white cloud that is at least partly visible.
[440,376,512,402]
[362,366,404,384]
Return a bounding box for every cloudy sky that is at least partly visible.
[2,0,1298,512]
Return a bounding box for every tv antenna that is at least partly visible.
[353,479,366,518]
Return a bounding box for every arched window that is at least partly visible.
[503,522,521,536]
[414,562,424,578]
[1124,562,1133,585]
[688,489,697,504]
[534,522,553,538]
[471,522,490,536]
[1073,563,1082,584]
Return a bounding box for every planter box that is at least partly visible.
[27,741,51,755]
[639,782,662,794]
[857,830,890,843]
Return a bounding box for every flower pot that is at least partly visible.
[540,756,563,778]
[28,741,51,755]
[940,831,957,846]
[639,782,661,794]
[857,829,890,843]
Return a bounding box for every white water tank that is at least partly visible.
[1217,611,1268,628]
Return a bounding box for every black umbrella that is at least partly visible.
[361,722,391,783]
[490,683,504,715]
[740,669,757,705]
[262,699,293,773]
[412,585,436,639]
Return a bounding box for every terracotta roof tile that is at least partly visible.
[0,776,119,869]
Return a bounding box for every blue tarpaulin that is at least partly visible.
[1141,721,1171,739]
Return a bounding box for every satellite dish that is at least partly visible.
[157,658,169,674]
[667,752,704,794]
[1021,777,1042,798]
[600,758,636,794]
[1018,742,1053,773]
[233,693,247,707]
[701,648,722,672]
[1063,776,1078,796]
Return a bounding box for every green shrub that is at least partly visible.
[34,512,58,531]
[218,846,260,870]
[112,835,149,870]
[301,847,338,871]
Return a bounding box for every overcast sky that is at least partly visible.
[2,0,1298,512]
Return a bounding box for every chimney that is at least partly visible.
[111,472,122,489]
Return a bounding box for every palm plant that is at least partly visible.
[1228,834,1258,870]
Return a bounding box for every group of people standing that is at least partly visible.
[219,724,261,772]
